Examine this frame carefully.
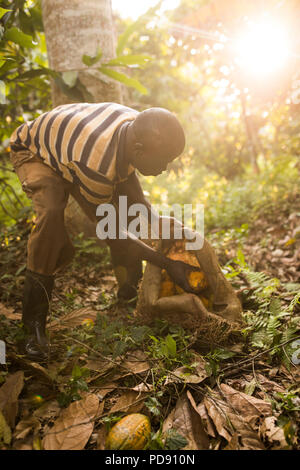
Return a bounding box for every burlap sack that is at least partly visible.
[135,230,243,345]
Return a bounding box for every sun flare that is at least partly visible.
[235,20,290,78]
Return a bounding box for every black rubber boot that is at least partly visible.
[117,283,139,302]
[114,260,143,304]
[21,269,54,362]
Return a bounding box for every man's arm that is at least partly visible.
[114,172,201,294]
[115,171,152,207]
[115,171,182,234]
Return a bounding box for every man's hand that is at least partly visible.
[118,228,202,295]
[164,258,202,294]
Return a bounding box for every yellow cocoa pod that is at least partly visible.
[105,413,151,450]
[160,279,176,297]
[188,270,207,290]
[175,284,184,294]
[159,240,209,298]
[174,271,207,294]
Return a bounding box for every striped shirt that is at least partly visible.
[10,102,139,205]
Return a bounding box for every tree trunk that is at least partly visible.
[41,0,122,239]
[41,0,122,106]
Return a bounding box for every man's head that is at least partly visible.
[125,107,185,176]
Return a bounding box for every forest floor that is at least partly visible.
[0,199,299,451]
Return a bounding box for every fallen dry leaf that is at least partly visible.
[204,395,232,441]
[0,371,24,427]
[165,352,208,385]
[163,392,209,450]
[259,416,290,449]
[236,429,265,450]
[197,402,216,438]
[94,382,118,400]
[132,382,153,393]
[223,433,242,450]
[49,307,98,331]
[33,400,61,420]
[13,442,32,450]
[9,354,53,383]
[220,383,272,428]
[186,390,210,448]
[94,399,105,420]
[110,390,146,414]
[165,364,207,385]
[204,390,266,450]
[116,350,150,378]
[13,416,40,440]
[0,302,21,320]
[243,373,286,396]
[85,361,117,381]
[42,393,100,450]
[96,424,108,450]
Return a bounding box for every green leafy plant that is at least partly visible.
[276,414,298,446]
[94,314,152,358]
[205,347,236,376]
[80,5,162,96]
[146,427,188,450]
[148,334,177,360]
[165,429,188,450]
[272,391,300,414]
[145,393,163,417]
[147,325,192,369]
[101,414,123,432]
[57,364,90,407]
[226,249,300,364]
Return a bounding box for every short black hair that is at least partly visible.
[132,107,185,157]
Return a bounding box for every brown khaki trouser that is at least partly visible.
[10,150,142,288]
[10,150,100,276]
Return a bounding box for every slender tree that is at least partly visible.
[41,0,122,106]
[41,0,122,237]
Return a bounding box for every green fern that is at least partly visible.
[235,250,300,361]
[288,292,300,312]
